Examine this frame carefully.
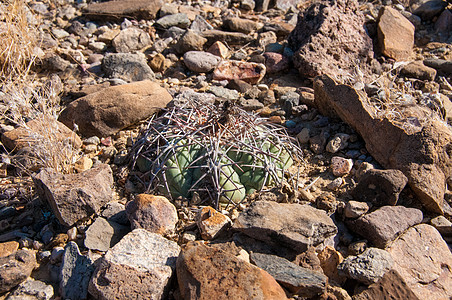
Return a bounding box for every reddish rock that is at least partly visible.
[288,0,373,78]
[84,0,163,20]
[0,250,36,294]
[126,194,178,235]
[317,246,346,285]
[263,52,289,74]
[207,41,229,58]
[196,206,231,240]
[213,60,266,84]
[331,156,353,177]
[177,242,288,300]
[378,6,415,60]
[387,224,452,299]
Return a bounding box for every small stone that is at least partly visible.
[51,28,69,39]
[190,15,214,33]
[208,86,240,100]
[207,41,229,58]
[176,29,207,54]
[0,241,19,258]
[149,53,167,72]
[101,201,128,225]
[263,52,289,73]
[297,128,310,144]
[344,201,370,219]
[102,53,155,82]
[213,60,266,84]
[84,217,129,252]
[430,215,452,237]
[67,227,77,241]
[331,156,353,177]
[318,246,346,285]
[112,27,152,53]
[0,250,36,294]
[412,0,448,21]
[183,51,221,73]
[239,98,264,111]
[400,61,437,81]
[6,278,54,300]
[74,156,93,173]
[327,177,343,190]
[50,247,64,264]
[196,207,232,240]
[326,133,350,153]
[223,17,263,34]
[202,29,254,46]
[155,13,190,29]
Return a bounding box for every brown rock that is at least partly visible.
[177,241,288,300]
[0,241,19,258]
[126,194,178,235]
[294,247,323,273]
[387,224,452,299]
[213,60,266,84]
[317,246,346,285]
[84,0,163,20]
[176,29,207,54]
[59,80,172,137]
[347,206,423,248]
[314,75,452,214]
[288,0,373,78]
[263,52,289,74]
[223,17,263,34]
[196,206,231,240]
[331,156,353,177]
[0,250,36,294]
[207,41,229,58]
[378,6,415,60]
[400,61,437,81]
[1,115,82,152]
[202,29,254,46]
[149,53,167,72]
[353,270,420,300]
[33,164,113,227]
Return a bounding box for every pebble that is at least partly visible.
[183,51,221,73]
[331,156,353,177]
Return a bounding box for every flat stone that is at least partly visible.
[378,6,415,60]
[60,242,95,300]
[400,61,437,81]
[6,278,54,300]
[223,17,263,34]
[424,58,452,76]
[250,252,327,298]
[33,164,114,227]
[101,201,128,225]
[0,241,19,258]
[177,241,288,299]
[183,51,221,73]
[59,80,171,137]
[84,0,163,20]
[0,250,36,294]
[89,229,180,300]
[101,53,155,82]
[155,13,190,29]
[338,248,393,285]
[84,217,129,252]
[347,206,423,248]
[387,224,452,299]
[208,86,240,100]
[213,60,266,84]
[196,206,232,240]
[112,27,152,53]
[202,29,254,46]
[233,201,337,252]
[126,194,178,235]
[430,215,452,237]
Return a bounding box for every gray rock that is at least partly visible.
[33,164,113,227]
[233,201,337,252]
[6,278,54,300]
[347,206,423,248]
[239,98,264,111]
[102,53,155,82]
[190,15,214,33]
[412,0,448,20]
[338,248,394,285]
[208,86,240,100]
[101,201,128,225]
[430,215,452,237]
[112,27,152,53]
[183,51,221,73]
[250,252,327,297]
[89,229,180,300]
[60,242,95,300]
[326,133,350,153]
[84,217,129,252]
[0,250,36,294]
[424,58,452,76]
[155,13,190,29]
[176,29,207,54]
[281,91,300,115]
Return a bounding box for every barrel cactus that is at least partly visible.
[131,97,302,209]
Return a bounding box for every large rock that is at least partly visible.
[177,241,288,300]
[378,6,415,60]
[59,80,171,137]
[101,53,155,82]
[6,278,54,300]
[0,250,36,294]
[33,164,113,227]
[232,201,337,252]
[112,27,152,53]
[250,252,327,298]
[387,224,452,299]
[347,206,423,248]
[288,0,373,78]
[84,0,163,20]
[314,75,452,214]
[89,229,180,300]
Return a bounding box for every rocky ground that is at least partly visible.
[1,0,452,299]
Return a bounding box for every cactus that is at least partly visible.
[131,98,302,209]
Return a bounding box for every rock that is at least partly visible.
[0,241,19,258]
[0,250,36,294]
[223,17,263,34]
[155,13,190,29]
[101,201,128,225]
[208,86,240,100]
[126,194,178,235]
[190,15,214,33]
[317,246,346,285]
[347,206,423,248]
[327,177,343,190]
[326,133,349,153]
[424,58,452,76]
[33,164,113,227]
[387,224,452,299]
[351,169,408,206]
[331,156,353,177]
[84,0,163,20]
[233,201,337,252]
[89,229,180,300]
[84,217,129,252]
[112,27,152,53]
[60,242,95,300]
[213,60,266,84]
[74,156,93,173]
[59,80,171,138]
[177,241,288,300]
[6,278,54,300]
[378,6,415,60]
[412,0,448,20]
[344,201,370,219]
[288,0,373,78]
[435,9,452,33]
[176,29,207,54]
[149,53,168,72]
[101,53,155,82]
[314,75,452,214]
[183,51,221,73]
[297,128,310,144]
[400,61,437,81]
[294,247,323,273]
[263,52,289,74]
[202,29,254,46]
[250,252,327,297]
[354,269,420,300]
[1,116,82,152]
[196,206,232,240]
[207,41,229,58]
[227,79,252,93]
[338,248,393,285]
[430,215,452,237]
